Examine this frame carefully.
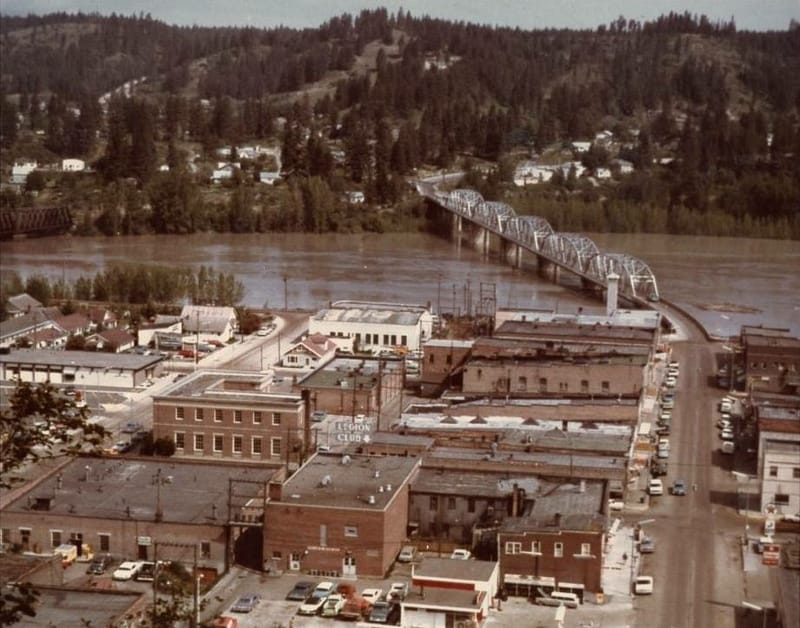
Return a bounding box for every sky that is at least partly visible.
[0,0,798,32]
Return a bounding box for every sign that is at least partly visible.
[762,544,780,566]
[137,536,152,546]
[334,418,374,443]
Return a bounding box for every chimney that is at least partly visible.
[606,273,619,317]
[511,483,520,517]
[554,512,562,528]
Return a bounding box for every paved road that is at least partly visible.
[633,303,754,628]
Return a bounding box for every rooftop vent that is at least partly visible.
[341,455,351,465]
[386,484,392,492]
[320,475,332,487]
[367,495,376,505]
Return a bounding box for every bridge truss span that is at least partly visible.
[586,252,659,300]
[504,216,554,251]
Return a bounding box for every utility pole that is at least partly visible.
[283,276,288,311]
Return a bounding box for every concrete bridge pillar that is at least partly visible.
[452,214,462,250]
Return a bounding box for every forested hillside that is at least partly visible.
[1,9,798,238]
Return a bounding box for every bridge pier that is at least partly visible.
[502,241,523,269]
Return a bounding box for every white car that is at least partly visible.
[360,588,384,605]
[450,548,473,559]
[112,561,142,581]
[388,581,408,601]
[298,581,335,615]
[634,575,654,594]
[664,376,677,388]
[720,428,735,441]
[648,479,664,496]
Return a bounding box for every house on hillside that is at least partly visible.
[210,163,239,183]
[53,312,92,337]
[11,161,37,185]
[258,171,281,185]
[85,328,135,353]
[87,307,117,329]
[61,158,86,172]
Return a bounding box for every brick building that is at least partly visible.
[263,453,421,578]
[419,339,474,397]
[498,512,606,599]
[742,326,800,395]
[295,355,403,418]
[152,370,307,467]
[0,457,277,575]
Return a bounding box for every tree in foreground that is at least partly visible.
[0,381,109,625]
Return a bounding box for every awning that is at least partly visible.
[63,366,77,374]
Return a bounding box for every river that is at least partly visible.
[2,232,798,337]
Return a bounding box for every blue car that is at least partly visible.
[231,593,260,613]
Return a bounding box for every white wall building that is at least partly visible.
[61,158,86,172]
[309,301,434,355]
[757,405,800,518]
[180,305,237,343]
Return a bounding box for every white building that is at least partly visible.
[513,161,554,186]
[61,158,86,172]
[309,301,434,355]
[757,404,800,518]
[181,305,238,343]
[11,161,37,185]
[0,349,163,389]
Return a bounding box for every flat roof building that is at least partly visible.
[263,452,421,577]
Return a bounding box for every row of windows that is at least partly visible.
[328,331,408,346]
[767,466,800,479]
[174,407,280,425]
[428,496,478,512]
[749,361,797,371]
[504,540,592,557]
[174,432,280,456]
[472,372,612,393]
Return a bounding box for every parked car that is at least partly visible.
[648,479,664,496]
[87,553,111,575]
[112,561,142,581]
[368,600,400,624]
[720,428,735,441]
[286,581,316,601]
[298,581,335,615]
[321,594,346,617]
[671,480,687,496]
[339,596,372,621]
[651,461,668,477]
[634,575,654,594]
[639,537,656,553]
[360,588,384,605]
[230,593,260,613]
[311,410,327,422]
[388,581,408,601]
[450,548,473,560]
[135,561,156,582]
[397,545,417,562]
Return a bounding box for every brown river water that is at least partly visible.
[2,232,798,337]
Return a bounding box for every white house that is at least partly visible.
[612,159,635,175]
[258,171,281,185]
[180,305,238,343]
[571,141,592,153]
[309,301,434,355]
[210,163,239,183]
[756,404,800,518]
[282,333,338,369]
[61,158,86,172]
[346,191,366,204]
[595,167,612,179]
[513,162,554,186]
[11,161,37,185]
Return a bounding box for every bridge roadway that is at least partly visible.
[0,206,72,239]
[416,180,660,306]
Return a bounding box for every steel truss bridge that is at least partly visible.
[0,206,73,240]
[418,183,659,303]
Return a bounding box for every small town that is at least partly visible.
[1,2,799,628]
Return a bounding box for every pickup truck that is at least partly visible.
[338,596,372,621]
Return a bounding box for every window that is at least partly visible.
[253,411,262,425]
[446,353,452,365]
[448,497,456,510]
[213,434,223,453]
[581,380,589,393]
[195,408,204,422]
[233,410,242,423]
[214,409,223,422]
[517,376,527,391]
[344,525,358,538]
[505,541,521,554]
[319,524,327,547]
[201,541,211,559]
[252,437,262,455]
[559,382,569,392]
[580,543,592,556]
[601,381,610,393]
[468,498,476,513]
[194,433,204,451]
[271,437,281,456]
[769,466,778,477]
[531,541,542,555]
[175,432,185,450]
[391,335,397,345]
[50,530,62,548]
[554,542,563,557]
[429,496,438,511]
[538,377,547,392]
[272,412,281,426]
[401,335,407,345]
[429,354,435,364]
[774,493,790,505]
[383,334,389,345]
[793,468,800,479]
[98,534,110,552]
[233,435,243,454]
[175,406,184,420]
[1,529,10,546]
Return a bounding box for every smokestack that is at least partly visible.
[606,272,619,317]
